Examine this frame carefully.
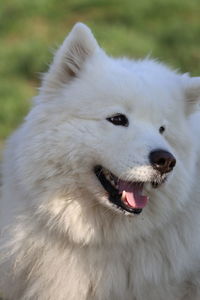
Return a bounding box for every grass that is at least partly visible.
[0,0,200,144]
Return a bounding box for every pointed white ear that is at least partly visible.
[183,74,200,114]
[41,23,99,92]
[58,22,99,76]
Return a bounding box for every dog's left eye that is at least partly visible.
[159,126,165,134]
[106,114,129,127]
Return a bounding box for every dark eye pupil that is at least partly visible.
[107,114,129,127]
[159,126,165,133]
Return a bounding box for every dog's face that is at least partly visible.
[28,24,200,221]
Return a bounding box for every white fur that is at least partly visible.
[1,23,200,300]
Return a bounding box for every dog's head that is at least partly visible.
[25,24,200,224]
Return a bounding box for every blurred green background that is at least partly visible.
[0,0,200,152]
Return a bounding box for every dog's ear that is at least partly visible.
[41,23,99,92]
[183,74,200,114]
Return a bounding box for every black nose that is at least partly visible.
[149,149,176,174]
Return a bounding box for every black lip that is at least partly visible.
[94,165,143,215]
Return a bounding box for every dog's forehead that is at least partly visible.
[62,57,184,119]
[87,58,183,106]
[93,74,179,111]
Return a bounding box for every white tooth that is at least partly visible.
[122,191,126,200]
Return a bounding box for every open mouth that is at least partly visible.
[94,166,151,215]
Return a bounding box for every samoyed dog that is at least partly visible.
[1,23,200,300]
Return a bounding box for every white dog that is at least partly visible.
[1,23,200,300]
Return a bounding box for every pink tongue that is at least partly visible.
[118,181,148,209]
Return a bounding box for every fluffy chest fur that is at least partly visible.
[2,194,200,300]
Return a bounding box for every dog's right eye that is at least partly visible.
[106,114,129,127]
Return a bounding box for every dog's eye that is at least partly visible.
[159,126,165,134]
[106,114,129,127]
